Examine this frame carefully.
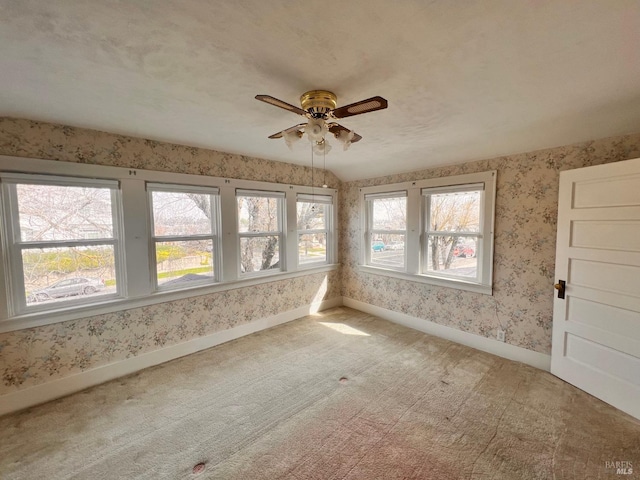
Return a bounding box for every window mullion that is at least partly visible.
[370,229,406,236]
[406,188,420,275]
[121,177,152,298]
[238,231,282,238]
[0,183,23,316]
[287,192,298,271]
[152,234,215,243]
[426,231,482,238]
[220,185,238,281]
[18,239,117,249]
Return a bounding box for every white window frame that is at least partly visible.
[147,183,221,291]
[363,191,408,271]
[296,193,333,268]
[0,155,338,333]
[0,173,125,316]
[359,171,496,295]
[236,189,286,277]
[422,182,487,284]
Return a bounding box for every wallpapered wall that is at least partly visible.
[340,132,640,354]
[1,116,640,398]
[0,118,341,395]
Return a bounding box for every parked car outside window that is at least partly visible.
[27,277,105,302]
[372,241,386,252]
[453,243,475,258]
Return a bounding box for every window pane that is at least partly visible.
[156,240,214,287]
[240,236,280,273]
[299,233,327,265]
[425,236,478,278]
[16,184,114,241]
[23,246,115,305]
[297,202,327,230]
[238,196,280,233]
[152,191,212,236]
[371,197,406,230]
[429,191,481,232]
[370,234,405,269]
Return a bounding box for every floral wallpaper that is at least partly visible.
[340,133,640,354]
[2,116,640,399]
[0,272,339,394]
[0,118,340,395]
[0,117,341,187]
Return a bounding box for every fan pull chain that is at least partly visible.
[310,141,315,207]
[322,146,327,188]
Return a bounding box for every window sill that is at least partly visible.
[358,265,492,295]
[0,264,340,333]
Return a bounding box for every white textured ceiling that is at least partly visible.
[1,1,639,181]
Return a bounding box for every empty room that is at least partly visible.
[1,2,639,479]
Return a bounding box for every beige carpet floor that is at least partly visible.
[1,307,639,479]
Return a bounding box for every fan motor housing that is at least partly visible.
[301,90,337,118]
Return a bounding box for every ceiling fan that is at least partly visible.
[255,90,388,153]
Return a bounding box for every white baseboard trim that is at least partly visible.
[343,297,551,372]
[0,297,342,417]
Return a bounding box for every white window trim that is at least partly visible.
[147,183,221,291]
[363,191,408,272]
[0,155,338,333]
[296,193,333,269]
[236,189,286,277]
[0,174,126,316]
[359,171,496,295]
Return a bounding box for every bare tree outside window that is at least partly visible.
[237,194,282,273]
[149,188,217,288]
[297,199,329,265]
[426,190,481,278]
[11,183,118,305]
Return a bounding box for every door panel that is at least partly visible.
[565,334,640,385]
[568,297,640,342]
[573,172,640,208]
[552,157,640,420]
[571,220,640,251]
[569,259,640,296]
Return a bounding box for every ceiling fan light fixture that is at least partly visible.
[306,118,328,143]
[313,139,332,156]
[335,129,355,151]
[283,129,303,150]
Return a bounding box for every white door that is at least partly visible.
[552,157,640,420]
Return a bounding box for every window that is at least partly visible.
[148,184,220,290]
[237,190,284,275]
[297,194,332,266]
[0,174,122,314]
[0,155,337,330]
[364,192,407,270]
[360,171,496,294]
[423,184,483,282]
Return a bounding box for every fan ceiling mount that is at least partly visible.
[255,90,388,153]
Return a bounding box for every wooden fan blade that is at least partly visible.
[256,95,307,116]
[268,123,306,139]
[328,124,362,143]
[331,96,388,119]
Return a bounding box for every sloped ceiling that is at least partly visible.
[1,1,639,181]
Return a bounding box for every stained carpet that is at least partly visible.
[1,307,639,479]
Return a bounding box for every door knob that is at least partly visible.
[554,280,566,299]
